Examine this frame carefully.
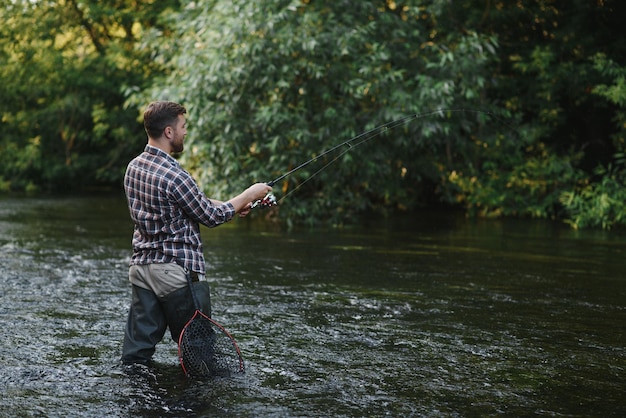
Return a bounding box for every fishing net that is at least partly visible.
[178,310,245,378]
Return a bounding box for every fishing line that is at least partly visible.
[252,108,500,208]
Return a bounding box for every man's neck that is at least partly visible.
[148,137,171,154]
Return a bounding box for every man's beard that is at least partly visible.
[172,137,184,153]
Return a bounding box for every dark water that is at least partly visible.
[0,194,625,417]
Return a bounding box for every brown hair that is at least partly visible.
[143,101,187,139]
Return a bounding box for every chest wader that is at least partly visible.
[160,280,212,342]
[121,280,211,365]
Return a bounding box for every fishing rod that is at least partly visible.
[251,108,495,208]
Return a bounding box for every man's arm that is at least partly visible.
[226,183,273,214]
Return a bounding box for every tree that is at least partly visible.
[136,0,500,225]
[3,0,624,228]
[443,0,626,226]
[559,53,626,229]
[0,0,179,192]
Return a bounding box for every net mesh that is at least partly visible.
[179,312,244,378]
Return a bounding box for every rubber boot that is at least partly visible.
[160,281,212,343]
[121,284,168,365]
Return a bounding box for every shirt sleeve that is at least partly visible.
[169,169,236,227]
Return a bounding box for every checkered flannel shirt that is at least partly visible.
[124,145,235,274]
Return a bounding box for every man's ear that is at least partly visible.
[164,126,173,139]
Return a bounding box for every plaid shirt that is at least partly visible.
[124,145,235,274]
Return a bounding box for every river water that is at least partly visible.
[0,194,624,417]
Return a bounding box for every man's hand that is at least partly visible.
[238,202,253,217]
[229,183,273,215]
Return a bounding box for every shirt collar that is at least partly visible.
[144,144,178,164]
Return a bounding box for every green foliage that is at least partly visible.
[2,0,625,228]
[447,138,585,219]
[439,0,626,228]
[592,54,626,107]
[0,0,179,192]
[0,177,10,192]
[557,54,626,229]
[138,0,500,225]
[591,53,626,153]
[560,160,626,230]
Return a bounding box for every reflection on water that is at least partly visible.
[0,194,625,416]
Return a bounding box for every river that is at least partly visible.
[0,194,624,417]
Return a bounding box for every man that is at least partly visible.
[121,101,271,365]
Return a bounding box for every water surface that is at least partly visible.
[0,195,624,417]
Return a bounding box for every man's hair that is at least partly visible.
[143,101,187,139]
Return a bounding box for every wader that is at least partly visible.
[121,280,211,365]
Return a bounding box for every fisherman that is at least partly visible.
[121,101,271,365]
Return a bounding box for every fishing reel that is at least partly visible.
[251,192,277,209]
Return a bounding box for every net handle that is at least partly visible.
[186,271,202,312]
